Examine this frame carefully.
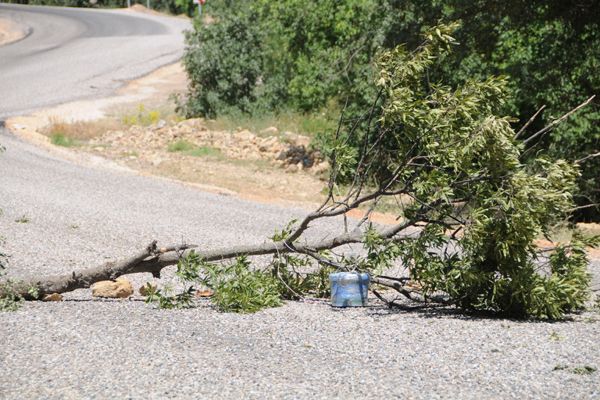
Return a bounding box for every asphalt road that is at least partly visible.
[0,5,599,400]
[0,3,188,119]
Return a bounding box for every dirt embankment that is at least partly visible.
[0,17,29,47]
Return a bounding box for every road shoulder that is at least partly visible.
[0,16,29,47]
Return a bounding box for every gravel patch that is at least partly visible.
[1,298,599,399]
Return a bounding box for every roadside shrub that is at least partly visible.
[181,0,381,118]
[182,7,264,118]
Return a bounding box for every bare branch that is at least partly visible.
[514,105,546,139]
[522,95,595,146]
[576,152,600,164]
[567,203,599,212]
[2,242,196,299]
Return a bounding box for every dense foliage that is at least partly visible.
[338,27,595,319]
[183,0,599,219]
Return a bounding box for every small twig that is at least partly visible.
[523,96,595,146]
[374,275,411,284]
[568,203,600,212]
[576,152,600,164]
[514,105,546,139]
[372,289,394,308]
[273,248,304,300]
[371,276,415,301]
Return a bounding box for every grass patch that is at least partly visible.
[553,364,597,375]
[167,140,195,153]
[188,146,222,158]
[549,331,563,341]
[14,215,30,223]
[45,117,121,143]
[50,133,78,147]
[572,366,597,375]
[548,222,600,243]
[168,140,222,159]
[205,108,339,138]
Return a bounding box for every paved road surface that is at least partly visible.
[0,3,188,118]
[0,5,599,400]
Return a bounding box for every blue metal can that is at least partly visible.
[329,272,369,307]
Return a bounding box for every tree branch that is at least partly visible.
[514,105,545,139]
[522,96,595,146]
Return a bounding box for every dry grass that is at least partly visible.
[43,102,180,145]
[45,117,121,142]
[578,222,600,237]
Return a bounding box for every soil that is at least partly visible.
[0,17,28,47]
[84,119,331,206]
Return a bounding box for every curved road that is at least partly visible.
[0,3,188,118]
[1,5,599,400]
[0,5,311,276]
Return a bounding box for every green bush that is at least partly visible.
[50,133,77,147]
[181,0,382,118]
[182,6,264,118]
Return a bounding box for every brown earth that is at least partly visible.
[84,118,331,206]
[0,17,27,47]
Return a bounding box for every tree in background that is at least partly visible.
[182,0,599,219]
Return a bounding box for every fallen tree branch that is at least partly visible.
[3,220,417,299]
[1,242,196,299]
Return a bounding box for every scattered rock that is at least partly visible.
[91,118,327,173]
[261,126,279,135]
[195,289,214,298]
[42,293,63,302]
[234,129,254,142]
[311,161,330,175]
[282,132,310,147]
[92,278,134,299]
[286,164,299,173]
[278,145,318,168]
